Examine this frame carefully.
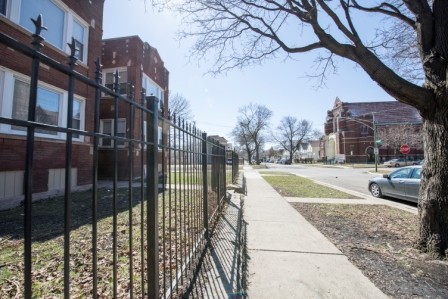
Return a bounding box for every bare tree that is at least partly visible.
[158,0,448,257]
[377,124,424,153]
[169,92,194,121]
[233,103,272,164]
[231,124,256,163]
[274,117,317,162]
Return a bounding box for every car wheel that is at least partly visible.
[370,183,383,198]
[395,163,400,167]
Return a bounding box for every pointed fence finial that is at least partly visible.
[31,14,47,50]
[94,58,103,82]
[114,70,120,93]
[67,37,78,68]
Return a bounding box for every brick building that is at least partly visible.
[99,36,169,179]
[0,0,104,204]
[321,97,423,163]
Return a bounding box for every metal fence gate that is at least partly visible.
[0,15,236,298]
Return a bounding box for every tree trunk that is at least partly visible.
[418,98,448,257]
[245,145,252,164]
[255,144,260,164]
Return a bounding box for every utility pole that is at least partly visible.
[373,112,378,172]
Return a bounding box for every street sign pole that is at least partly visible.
[373,113,378,172]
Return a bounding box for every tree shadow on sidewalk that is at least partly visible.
[186,192,248,299]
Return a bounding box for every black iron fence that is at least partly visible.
[0,15,233,298]
[226,150,240,184]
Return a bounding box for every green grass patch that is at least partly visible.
[168,171,204,185]
[251,164,268,169]
[259,171,295,176]
[262,175,359,198]
[0,186,213,298]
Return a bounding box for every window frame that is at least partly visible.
[360,125,369,135]
[11,76,62,136]
[99,118,127,148]
[0,67,86,141]
[142,73,164,110]
[0,0,7,15]
[103,68,128,96]
[72,97,85,141]
[8,0,89,64]
[142,120,163,151]
[0,69,4,117]
[71,18,85,61]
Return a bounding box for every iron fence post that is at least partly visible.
[92,58,102,299]
[202,133,209,241]
[128,82,135,299]
[146,95,159,298]
[24,15,46,299]
[63,38,78,298]
[112,70,120,298]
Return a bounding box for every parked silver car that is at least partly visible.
[383,158,407,167]
[368,165,422,203]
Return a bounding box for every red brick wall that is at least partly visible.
[99,36,170,179]
[0,136,92,193]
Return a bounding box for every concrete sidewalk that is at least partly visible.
[244,166,389,299]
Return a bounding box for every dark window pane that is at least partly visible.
[20,0,64,49]
[35,87,59,135]
[11,79,29,131]
[0,0,6,15]
[73,39,83,61]
[72,100,81,138]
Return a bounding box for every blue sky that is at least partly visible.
[103,0,394,142]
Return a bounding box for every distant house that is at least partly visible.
[0,0,104,206]
[322,97,423,163]
[208,135,228,148]
[284,141,320,162]
[99,36,169,179]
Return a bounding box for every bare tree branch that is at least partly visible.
[232,103,272,163]
[169,92,194,121]
[272,116,316,162]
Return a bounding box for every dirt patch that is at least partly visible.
[291,203,448,299]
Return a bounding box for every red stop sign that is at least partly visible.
[400,144,411,154]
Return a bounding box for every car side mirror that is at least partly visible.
[383,174,390,179]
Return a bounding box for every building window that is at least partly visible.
[100,119,112,147]
[158,126,163,150]
[360,125,369,135]
[100,119,126,148]
[72,19,84,61]
[11,79,60,135]
[14,0,88,63]
[104,70,128,95]
[72,99,82,138]
[142,74,164,110]
[0,69,85,140]
[0,69,4,114]
[142,121,162,150]
[20,0,65,49]
[0,0,7,15]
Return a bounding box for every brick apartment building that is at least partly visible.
[99,36,169,179]
[321,97,423,163]
[0,0,104,203]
